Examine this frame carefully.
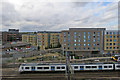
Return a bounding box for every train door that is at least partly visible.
[98,65,102,70]
[31,67,35,71]
[51,66,55,71]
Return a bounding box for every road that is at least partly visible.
[1,68,120,80]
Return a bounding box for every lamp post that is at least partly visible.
[63,44,68,79]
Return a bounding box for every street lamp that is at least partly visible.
[62,44,68,79]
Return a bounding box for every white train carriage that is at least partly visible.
[19,63,116,73]
[115,63,120,70]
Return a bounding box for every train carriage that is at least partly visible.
[19,63,119,73]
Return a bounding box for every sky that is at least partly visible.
[1,0,119,32]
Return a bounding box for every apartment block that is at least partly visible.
[62,28,106,57]
[2,29,22,44]
[22,34,37,46]
[37,31,61,50]
[104,30,120,54]
[50,32,61,48]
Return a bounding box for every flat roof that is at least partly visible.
[69,28,106,31]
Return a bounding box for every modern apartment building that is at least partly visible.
[37,31,61,50]
[22,34,37,46]
[62,28,106,57]
[104,30,120,55]
[50,32,61,48]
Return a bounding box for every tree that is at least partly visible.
[9,36,13,42]
[57,42,61,48]
[38,46,40,51]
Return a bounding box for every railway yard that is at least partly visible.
[1,67,120,80]
[1,48,120,80]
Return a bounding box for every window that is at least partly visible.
[80,66,84,68]
[93,39,95,42]
[57,67,60,69]
[106,36,108,38]
[113,36,115,38]
[110,39,112,42]
[74,40,76,42]
[117,36,119,38]
[78,40,80,42]
[74,66,78,69]
[44,67,49,69]
[21,67,24,69]
[104,66,107,68]
[117,39,119,42]
[117,43,119,45]
[93,47,95,50]
[99,66,102,68]
[68,44,70,47]
[117,65,120,68]
[84,44,86,46]
[106,32,108,34]
[88,44,90,46]
[106,39,109,42]
[110,43,112,45]
[93,44,95,46]
[86,66,91,68]
[110,36,112,38]
[113,32,115,34]
[117,47,119,49]
[78,44,80,46]
[110,32,112,34]
[106,47,108,49]
[106,43,108,45]
[110,47,112,49]
[61,66,65,69]
[113,43,115,45]
[92,66,97,68]
[113,39,115,42]
[84,39,86,42]
[25,67,29,69]
[74,48,76,50]
[74,44,76,46]
[74,32,76,35]
[37,67,42,69]
[113,47,115,49]
[51,66,55,70]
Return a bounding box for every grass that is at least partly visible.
[16,52,65,63]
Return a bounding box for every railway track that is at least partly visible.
[1,71,120,80]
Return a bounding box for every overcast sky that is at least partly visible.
[1,0,119,32]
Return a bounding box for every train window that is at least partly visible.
[57,67,60,69]
[44,67,49,69]
[74,66,78,69]
[61,66,65,69]
[117,65,120,68]
[25,67,29,69]
[86,66,91,68]
[109,66,112,68]
[80,66,84,68]
[104,66,107,68]
[37,67,42,69]
[92,66,97,68]
[21,67,24,69]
